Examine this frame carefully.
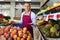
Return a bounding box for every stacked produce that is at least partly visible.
[0,25,32,40]
[37,19,60,38]
[0,18,9,26]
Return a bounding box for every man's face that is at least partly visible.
[24,3,31,12]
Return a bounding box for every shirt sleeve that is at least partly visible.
[31,12,37,25]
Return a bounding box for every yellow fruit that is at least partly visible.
[37,20,44,25]
[46,24,52,27]
[13,34,17,39]
[10,29,13,32]
[50,27,57,33]
[23,27,27,31]
[3,19,9,23]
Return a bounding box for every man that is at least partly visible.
[12,2,36,37]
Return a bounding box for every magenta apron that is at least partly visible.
[22,12,33,37]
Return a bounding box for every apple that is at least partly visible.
[17,27,21,31]
[18,32,23,38]
[1,26,6,30]
[10,32,16,37]
[28,33,32,37]
[0,28,3,35]
[10,29,13,33]
[6,25,11,29]
[23,27,27,34]
[8,37,12,40]
[13,30,17,33]
[21,38,25,40]
[13,27,17,30]
[4,28,9,33]
[1,35,6,40]
[27,35,31,39]
[18,31,23,34]
[13,34,17,39]
[23,27,27,31]
[4,33,9,38]
[23,30,27,34]
[27,38,31,40]
[17,37,21,40]
[27,31,30,34]
[23,33,27,39]
[1,35,4,38]
[27,35,31,40]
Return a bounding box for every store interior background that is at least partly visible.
[0,0,60,19]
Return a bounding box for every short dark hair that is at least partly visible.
[24,2,31,6]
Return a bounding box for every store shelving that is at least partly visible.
[37,3,60,16]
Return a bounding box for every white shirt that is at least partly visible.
[13,11,36,25]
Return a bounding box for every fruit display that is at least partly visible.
[37,19,48,26]
[38,19,60,38]
[36,2,60,16]
[0,18,9,26]
[0,25,32,40]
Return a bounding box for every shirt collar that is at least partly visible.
[24,11,31,14]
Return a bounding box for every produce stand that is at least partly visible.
[37,2,60,40]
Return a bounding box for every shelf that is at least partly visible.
[37,5,60,16]
[15,7,40,9]
[0,7,10,9]
[15,4,40,9]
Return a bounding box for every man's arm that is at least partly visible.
[29,12,36,25]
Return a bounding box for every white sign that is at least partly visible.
[24,0,31,1]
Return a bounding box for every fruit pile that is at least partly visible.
[0,18,9,26]
[38,19,60,38]
[0,25,32,40]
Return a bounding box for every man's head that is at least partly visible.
[24,3,31,12]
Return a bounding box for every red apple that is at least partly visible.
[13,30,17,33]
[10,32,16,37]
[13,27,17,30]
[1,26,6,30]
[4,33,9,38]
[23,33,27,39]
[4,28,9,33]
[28,33,32,37]
[27,35,31,39]
[8,37,12,40]
[17,27,21,31]
[18,32,23,38]
[0,28,3,35]
[21,38,25,40]
[18,31,23,34]
[6,25,11,29]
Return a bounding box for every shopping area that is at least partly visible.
[0,0,60,40]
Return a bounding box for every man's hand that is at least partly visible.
[8,21,15,24]
[28,23,34,25]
